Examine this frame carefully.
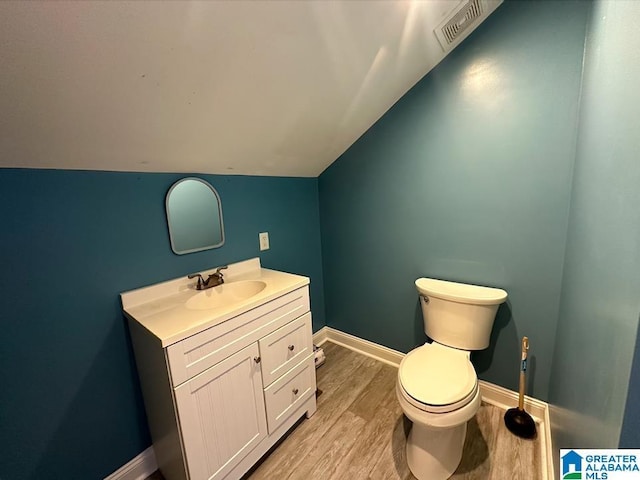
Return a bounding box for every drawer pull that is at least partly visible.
[288,344,295,351]
[254,356,261,363]
[292,388,299,395]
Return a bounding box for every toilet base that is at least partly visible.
[406,421,467,480]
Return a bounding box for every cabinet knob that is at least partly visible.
[288,344,295,351]
[254,356,261,363]
[292,388,299,395]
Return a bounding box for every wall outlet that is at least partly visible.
[259,232,270,251]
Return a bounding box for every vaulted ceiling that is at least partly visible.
[0,1,501,177]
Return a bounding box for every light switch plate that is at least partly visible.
[259,232,269,251]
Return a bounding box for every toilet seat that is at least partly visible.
[399,343,477,413]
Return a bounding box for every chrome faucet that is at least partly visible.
[188,266,228,290]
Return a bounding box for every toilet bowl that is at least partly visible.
[397,278,507,480]
[397,342,481,479]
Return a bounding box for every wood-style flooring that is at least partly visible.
[147,341,542,480]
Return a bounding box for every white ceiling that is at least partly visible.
[0,1,501,177]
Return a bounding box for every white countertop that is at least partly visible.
[121,258,309,347]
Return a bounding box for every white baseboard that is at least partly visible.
[312,326,329,346]
[313,326,404,367]
[316,326,554,480]
[478,380,546,421]
[104,446,157,480]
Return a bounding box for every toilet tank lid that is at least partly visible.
[415,278,507,305]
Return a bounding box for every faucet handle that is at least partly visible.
[206,265,228,286]
[188,273,205,290]
[215,265,228,275]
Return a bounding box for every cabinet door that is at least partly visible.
[174,342,267,480]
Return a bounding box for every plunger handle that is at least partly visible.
[518,336,529,411]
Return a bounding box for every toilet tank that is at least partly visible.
[415,278,507,350]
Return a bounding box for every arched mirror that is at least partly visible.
[165,177,225,255]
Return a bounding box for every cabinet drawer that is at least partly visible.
[263,355,315,434]
[259,313,312,387]
[166,286,310,386]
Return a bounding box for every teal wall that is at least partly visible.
[549,0,640,449]
[0,169,324,479]
[319,0,589,400]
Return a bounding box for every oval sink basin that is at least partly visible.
[186,280,267,311]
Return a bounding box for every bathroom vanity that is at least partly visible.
[122,259,316,480]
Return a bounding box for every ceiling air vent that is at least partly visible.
[435,0,500,52]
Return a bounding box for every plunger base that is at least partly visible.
[504,408,537,439]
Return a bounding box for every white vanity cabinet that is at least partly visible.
[124,268,316,480]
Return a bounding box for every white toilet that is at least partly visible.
[396,277,507,480]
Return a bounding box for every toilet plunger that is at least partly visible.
[504,336,537,439]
